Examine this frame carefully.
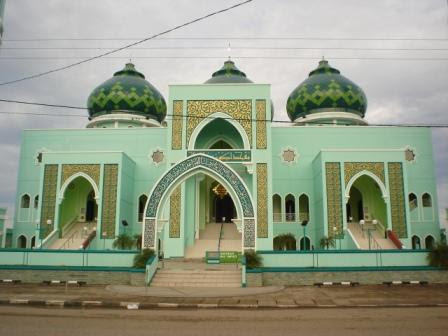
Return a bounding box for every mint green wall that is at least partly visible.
[184,177,196,249]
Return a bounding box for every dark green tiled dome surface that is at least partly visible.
[205,60,253,84]
[87,63,166,122]
[286,60,367,122]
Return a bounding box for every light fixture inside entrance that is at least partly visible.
[213,184,228,199]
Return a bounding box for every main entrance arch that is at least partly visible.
[143,154,255,251]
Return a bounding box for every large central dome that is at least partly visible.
[286,60,367,125]
[87,63,166,126]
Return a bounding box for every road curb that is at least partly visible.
[2,298,448,310]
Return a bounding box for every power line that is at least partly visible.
[3,37,448,42]
[1,56,447,61]
[0,0,253,87]
[0,110,447,128]
[2,46,448,51]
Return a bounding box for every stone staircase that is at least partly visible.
[347,222,397,250]
[50,221,96,250]
[151,262,241,288]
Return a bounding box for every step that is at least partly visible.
[151,282,241,288]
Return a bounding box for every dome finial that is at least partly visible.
[227,42,232,61]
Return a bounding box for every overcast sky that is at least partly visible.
[0,0,447,227]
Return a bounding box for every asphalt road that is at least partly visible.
[1,306,447,336]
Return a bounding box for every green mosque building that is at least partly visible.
[8,58,442,266]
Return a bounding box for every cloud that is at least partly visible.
[0,0,447,225]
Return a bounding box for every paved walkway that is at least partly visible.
[106,285,284,298]
[1,283,448,309]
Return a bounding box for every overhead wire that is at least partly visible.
[0,0,253,86]
[0,99,447,128]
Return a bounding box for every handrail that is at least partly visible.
[60,216,78,238]
[387,230,403,249]
[82,229,96,250]
[217,222,224,252]
[60,230,79,250]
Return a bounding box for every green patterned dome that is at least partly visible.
[87,63,166,123]
[205,60,253,84]
[286,60,367,123]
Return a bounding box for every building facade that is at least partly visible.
[10,59,441,258]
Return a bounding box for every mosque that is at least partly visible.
[8,58,441,259]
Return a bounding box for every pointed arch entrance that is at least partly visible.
[143,154,255,251]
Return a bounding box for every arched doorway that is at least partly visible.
[143,154,255,254]
[347,175,387,226]
[17,235,27,248]
[59,176,98,239]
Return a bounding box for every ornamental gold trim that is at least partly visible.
[326,162,343,237]
[388,162,407,238]
[172,100,183,150]
[169,186,181,238]
[62,164,100,187]
[101,164,118,239]
[257,163,268,238]
[186,100,252,148]
[40,164,58,239]
[344,162,385,186]
[256,100,267,149]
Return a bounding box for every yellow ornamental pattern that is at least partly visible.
[169,186,182,238]
[186,100,252,148]
[388,162,407,238]
[40,164,58,239]
[344,162,385,186]
[326,162,343,237]
[256,100,267,149]
[62,164,100,187]
[101,164,118,239]
[171,101,183,150]
[257,163,268,238]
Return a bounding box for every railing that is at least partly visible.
[374,220,386,239]
[60,216,78,238]
[217,222,224,252]
[273,213,282,222]
[82,229,96,250]
[387,230,403,249]
[285,213,296,222]
[60,230,79,250]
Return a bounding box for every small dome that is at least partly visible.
[204,60,253,84]
[286,60,367,124]
[87,63,166,123]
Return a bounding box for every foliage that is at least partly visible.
[319,236,336,250]
[273,233,297,251]
[244,250,263,269]
[133,249,155,268]
[112,234,134,250]
[427,243,448,269]
[134,234,142,250]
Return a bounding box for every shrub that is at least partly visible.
[112,234,134,250]
[134,234,142,250]
[244,250,263,269]
[427,243,448,269]
[319,236,336,250]
[273,233,297,250]
[133,249,155,268]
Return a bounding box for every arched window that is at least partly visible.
[20,194,30,208]
[300,236,311,250]
[17,235,27,248]
[272,194,281,222]
[422,193,432,207]
[273,234,296,250]
[138,195,148,222]
[299,194,310,223]
[285,194,295,222]
[411,235,421,249]
[408,193,418,211]
[425,235,435,249]
[31,236,36,248]
[34,195,39,209]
